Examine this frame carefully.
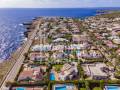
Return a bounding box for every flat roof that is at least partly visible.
[82,63,108,76]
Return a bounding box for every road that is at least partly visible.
[0,20,40,90]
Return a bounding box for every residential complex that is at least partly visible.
[1,12,120,90]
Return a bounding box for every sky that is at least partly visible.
[0,0,120,8]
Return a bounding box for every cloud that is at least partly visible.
[0,0,120,8]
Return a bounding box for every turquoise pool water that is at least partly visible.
[55,86,66,90]
[106,86,120,90]
[50,73,55,80]
[16,87,25,90]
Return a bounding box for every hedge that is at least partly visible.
[9,81,48,87]
[80,88,87,90]
[85,81,90,90]
[93,87,102,90]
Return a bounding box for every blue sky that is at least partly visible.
[0,0,120,8]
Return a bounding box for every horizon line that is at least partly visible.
[0,7,120,9]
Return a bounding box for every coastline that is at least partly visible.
[0,9,120,90]
[0,10,120,81]
[0,17,39,88]
[0,8,120,61]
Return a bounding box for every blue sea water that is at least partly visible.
[0,8,120,61]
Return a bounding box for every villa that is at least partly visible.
[77,50,89,59]
[88,50,102,58]
[67,44,88,50]
[82,63,109,80]
[52,45,65,51]
[52,38,69,43]
[72,34,89,43]
[71,28,80,34]
[77,49,102,59]
[17,64,48,82]
[31,44,52,52]
[59,28,71,34]
[103,40,118,48]
[113,38,120,45]
[51,51,66,60]
[52,34,65,39]
[116,49,120,56]
[50,62,78,81]
[29,52,49,61]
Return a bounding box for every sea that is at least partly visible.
[0,8,120,62]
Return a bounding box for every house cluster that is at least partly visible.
[84,15,120,79]
[28,17,104,64]
[10,16,120,90]
[11,17,81,90]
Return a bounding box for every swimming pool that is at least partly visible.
[16,87,25,90]
[55,86,66,90]
[50,73,55,80]
[105,86,120,90]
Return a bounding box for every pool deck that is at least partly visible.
[54,71,59,81]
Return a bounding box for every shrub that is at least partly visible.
[93,87,102,90]
[100,80,104,89]
[6,81,15,87]
[85,81,90,90]
[78,65,84,79]
[80,88,87,90]
[89,80,100,90]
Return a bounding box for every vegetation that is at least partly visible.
[96,11,120,18]
[63,33,72,40]
[0,59,16,85]
[80,88,87,90]
[53,65,63,72]
[93,87,102,90]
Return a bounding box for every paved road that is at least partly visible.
[0,21,40,90]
